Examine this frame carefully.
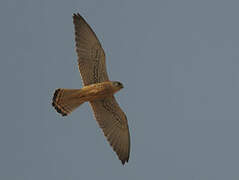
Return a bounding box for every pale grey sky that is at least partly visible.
[1,0,239,179]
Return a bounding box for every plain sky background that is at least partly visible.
[1,0,239,179]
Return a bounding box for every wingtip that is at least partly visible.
[73,13,78,17]
[73,13,83,20]
[121,157,129,165]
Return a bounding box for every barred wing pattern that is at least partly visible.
[73,14,130,164]
[73,13,109,86]
[90,97,130,164]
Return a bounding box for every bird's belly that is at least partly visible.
[79,82,114,102]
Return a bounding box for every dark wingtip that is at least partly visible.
[52,89,67,116]
[120,157,129,165]
[73,13,83,19]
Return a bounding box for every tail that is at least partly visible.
[52,88,85,116]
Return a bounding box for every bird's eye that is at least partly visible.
[113,81,121,87]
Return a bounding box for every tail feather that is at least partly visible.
[52,88,84,116]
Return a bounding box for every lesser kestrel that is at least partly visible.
[52,13,130,164]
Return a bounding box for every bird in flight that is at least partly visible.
[52,13,130,165]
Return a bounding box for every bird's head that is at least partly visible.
[112,81,124,92]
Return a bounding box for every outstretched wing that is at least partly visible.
[73,13,109,86]
[90,96,130,164]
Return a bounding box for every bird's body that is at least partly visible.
[78,81,124,101]
[52,81,123,116]
[52,13,130,165]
